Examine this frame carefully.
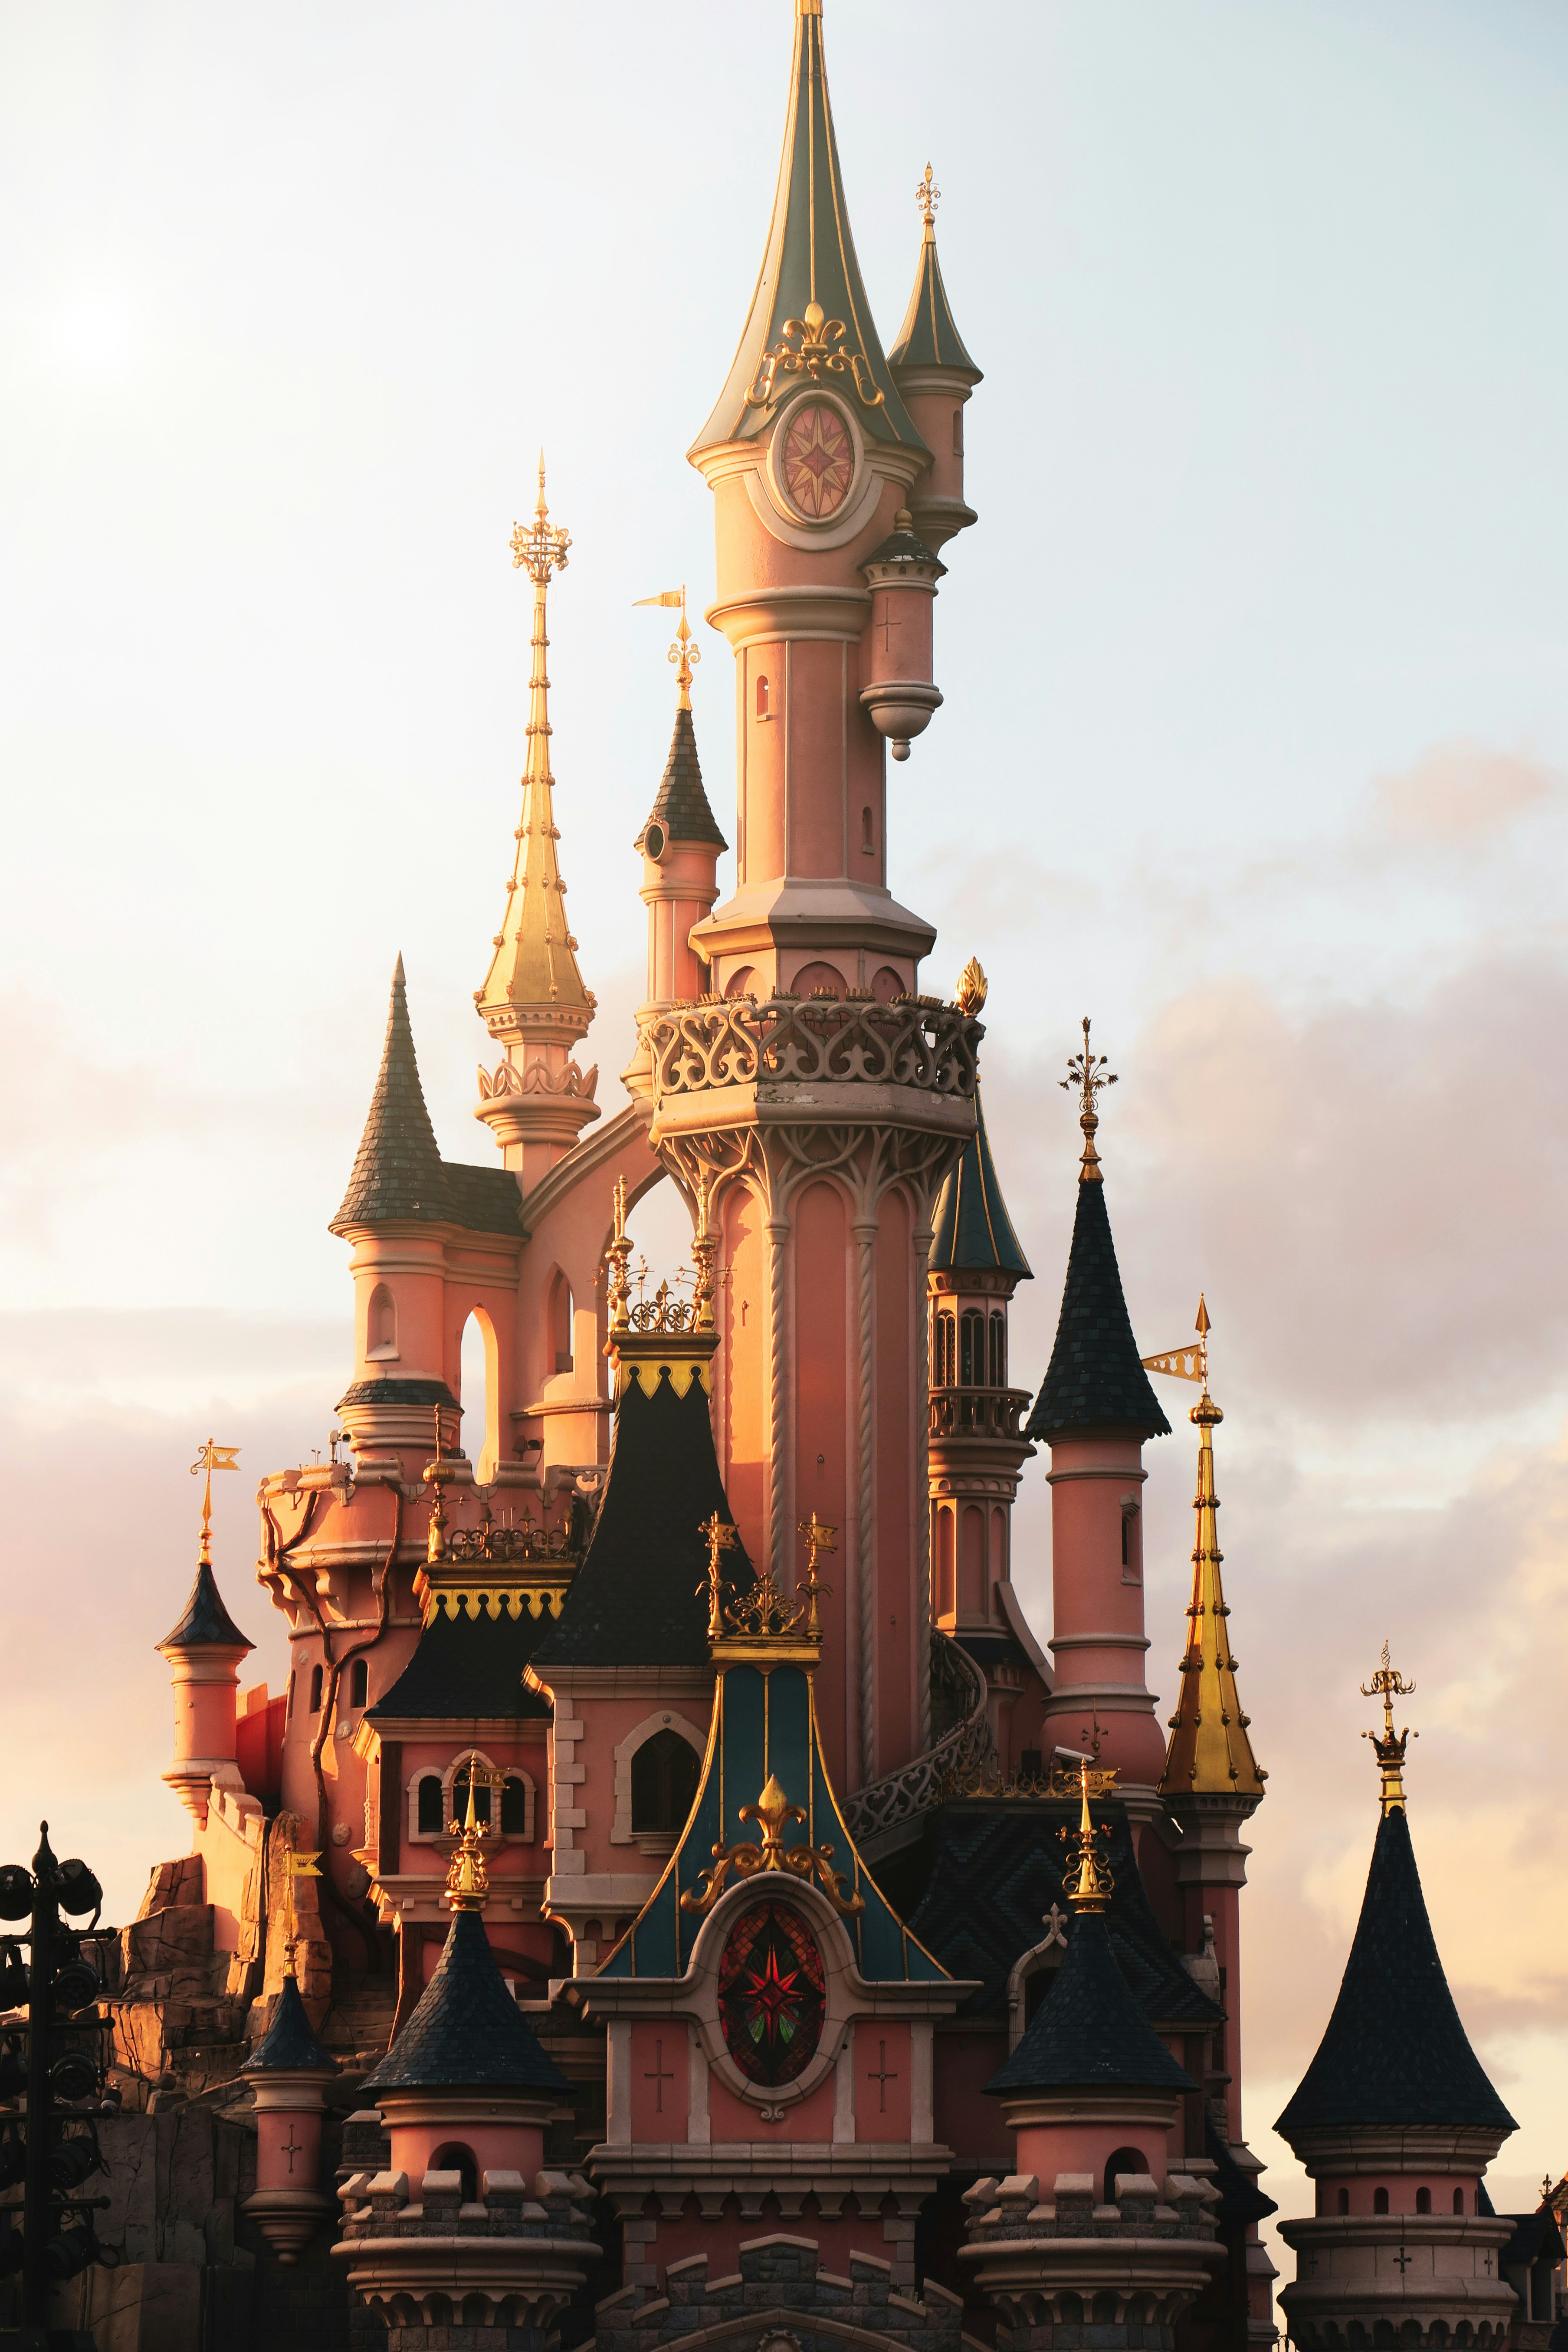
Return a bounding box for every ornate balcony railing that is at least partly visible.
[928,1385,1033,1441]
[843,1632,993,1847]
[639,992,981,1109]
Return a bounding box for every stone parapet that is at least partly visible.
[1278,2212,1518,2350]
[960,2171,1224,2352]
[333,2164,596,2347]
[595,2232,964,2352]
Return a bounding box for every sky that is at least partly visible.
[3,0,1567,2296]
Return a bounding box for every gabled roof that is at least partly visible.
[361,1907,568,2095]
[690,5,924,458]
[366,1611,553,1725]
[1274,1805,1517,2141]
[157,1560,253,1654]
[987,1909,1195,2098]
[636,704,727,855]
[907,1798,1222,2029]
[930,1092,1031,1279]
[888,222,981,380]
[1025,1177,1169,1442]
[246,1975,337,2075]
[329,961,524,1239]
[532,1361,750,1672]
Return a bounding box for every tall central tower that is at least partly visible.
[632,0,985,1794]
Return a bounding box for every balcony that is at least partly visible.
[928,1384,1032,1441]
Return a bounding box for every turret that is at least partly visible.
[157,1443,253,1823]
[859,511,947,761]
[888,164,983,555]
[1026,1023,1170,1799]
[633,590,727,1009]
[240,1965,339,2264]
[473,459,601,1182]
[1275,1655,1518,2351]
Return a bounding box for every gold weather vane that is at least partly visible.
[1142,1294,1210,1387]
[190,1440,240,1567]
[282,1842,321,1975]
[1058,1755,1115,1913]
[916,162,940,231]
[509,452,571,586]
[1361,1644,1418,1816]
[635,587,700,712]
[1061,1017,1117,1181]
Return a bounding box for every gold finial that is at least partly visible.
[635,587,701,713]
[740,1773,805,1870]
[189,1440,240,1567]
[604,1175,634,1338]
[1060,1016,1117,1182]
[797,1512,836,1641]
[445,1750,494,1911]
[1361,1644,1417,1815]
[282,1843,321,1977]
[691,1171,718,1332]
[954,957,987,1017]
[916,162,940,235]
[510,453,571,587]
[423,1408,459,1565]
[698,1511,739,1641]
[1058,1755,1114,1913]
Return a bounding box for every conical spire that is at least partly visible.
[691,1,925,458]
[361,1907,568,2096]
[888,164,981,380]
[985,1909,1196,2098]
[1026,1024,1169,1443]
[1275,1744,1515,2139]
[330,957,451,1233]
[930,1090,1031,1279]
[1154,1304,1265,1801]
[157,1559,252,1654]
[476,459,594,1034]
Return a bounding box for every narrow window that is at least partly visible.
[367,1282,397,1360]
[960,1309,984,1386]
[286,1671,295,1720]
[1416,2188,1431,2215]
[1453,2188,1465,2215]
[308,1664,323,1714]
[348,1657,367,1709]
[631,1730,701,1835]
[861,804,873,854]
[500,1775,529,1837]
[417,1775,443,1835]
[1374,2188,1389,2215]
[429,2143,478,2204]
[1103,2147,1147,2205]
[988,1310,1005,1386]
[952,407,964,458]
[755,674,770,719]
[1337,2188,1350,2215]
[933,1310,956,1387]
[1121,1516,1130,1568]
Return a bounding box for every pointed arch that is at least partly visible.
[458,1306,500,1482]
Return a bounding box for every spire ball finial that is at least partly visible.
[1060,1017,1117,1182]
[916,161,939,233]
[1360,1643,1418,1815]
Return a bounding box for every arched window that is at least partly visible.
[348,1657,368,1709]
[429,2143,478,2204]
[861,804,874,854]
[1374,2187,1390,2215]
[1104,2147,1148,2205]
[755,674,770,720]
[959,1309,984,1386]
[548,1270,574,1377]
[988,1310,1005,1387]
[792,961,844,999]
[308,1664,323,1714]
[631,1729,701,1837]
[1337,2187,1351,2215]
[952,407,964,458]
[1416,2187,1431,2214]
[1453,2188,1466,2215]
[417,1776,444,1835]
[367,1282,398,1361]
[933,1311,955,1388]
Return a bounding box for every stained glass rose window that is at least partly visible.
[717,1901,826,2086]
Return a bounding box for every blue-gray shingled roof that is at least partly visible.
[1025,1177,1169,1443]
[329,959,525,1240]
[157,1560,253,1653]
[361,1907,567,2095]
[246,1974,337,2075]
[930,1092,1031,1280]
[987,1910,1196,2098]
[636,705,727,856]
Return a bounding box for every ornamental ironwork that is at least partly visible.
[638,993,981,1109]
[744,301,886,413]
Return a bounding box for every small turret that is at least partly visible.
[241,1963,339,2265]
[157,1443,253,1824]
[633,589,726,1010]
[859,510,947,760]
[888,164,982,554]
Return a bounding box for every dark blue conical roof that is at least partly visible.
[247,1974,336,2075]
[158,1559,252,1653]
[361,1908,567,2095]
[986,1911,1195,2098]
[1026,1178,1169,1443]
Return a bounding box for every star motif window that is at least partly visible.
[780,404,854,522]
[717,1901,826,2086]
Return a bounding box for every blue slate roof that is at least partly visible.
[987,1910,1196,2097]
[366,1610,553,1724]
[1025,1177,1169,1443]
[361,1908,568,2095]
[636,705,727,855]
[930,1092,1031,1279]
[158,1560,253,1653]
[247,1975,337,2075]
[1275,1804,1516,2140]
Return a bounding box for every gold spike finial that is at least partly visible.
[955,957,987,1017]
[1361,1644,1417,1815]
[445,1750,494,1911]
[1060,1017,1116,1181]
[189,1440,240,1568]
[635,586,701,712]
[1058,1755,1115,1912]
[511,455,571,587]
[916,162,939,235]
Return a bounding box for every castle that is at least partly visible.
[51,7,1558,2349]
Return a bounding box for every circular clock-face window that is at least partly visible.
[717,1900,826,2086]
[780,403,854,522]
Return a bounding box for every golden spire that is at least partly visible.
[1060,1017,1116,1182]
[1361,1644,1417,1815]
[1058,1755,1114,1913]
[189,1440,240,1567]
[698,1510,739,1641]
[916,161,939,239]
[476,456,593,1031]
[1148,1300,1267,1803]
[445,1751,493,1911]
[635,586,701,713]
[282,1842,321,1978]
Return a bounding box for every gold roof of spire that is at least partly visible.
[1149,1299,1267,1802]
[476,456,594,1034]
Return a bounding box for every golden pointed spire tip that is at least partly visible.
[916,162,940,233]
[1060,1017,1116,1182]
[636,585,700,711]
[1361,1643,1417,1815]
[189,1439,240,1567]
